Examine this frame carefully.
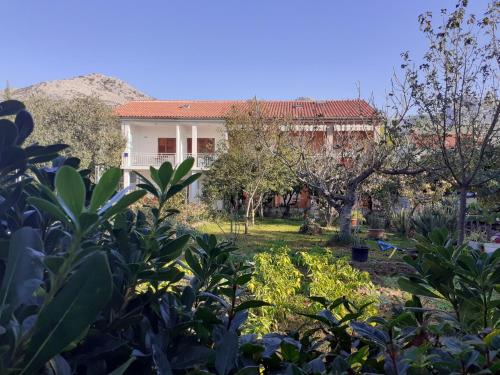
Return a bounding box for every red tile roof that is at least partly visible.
[114,100,377,120]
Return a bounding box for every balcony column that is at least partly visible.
[123,170,131,188]
[188,173,199,202]
[122,122,132,167]
[175,125,181,166]
[191,124,198,167]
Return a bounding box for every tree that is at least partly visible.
[204,99,295,234]
[392,1,499,244]
[25,94,125,173]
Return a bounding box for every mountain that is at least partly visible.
[4,73,152,106]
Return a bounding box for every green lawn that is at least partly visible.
[197,217,415,314]
[198,217,415,261]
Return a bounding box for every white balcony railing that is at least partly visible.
[124,153,176,168]
[123,152,216,169]
[187,153,216,169]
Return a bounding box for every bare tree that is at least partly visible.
[392,1,499,244]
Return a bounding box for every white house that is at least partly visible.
[114,99,378,202]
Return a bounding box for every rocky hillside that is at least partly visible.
[4,73,152,106]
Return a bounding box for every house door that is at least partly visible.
[158,138,176,154]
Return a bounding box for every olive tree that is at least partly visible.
[25,94,125,173]
[392,0,499,244]
[204,99,295,234]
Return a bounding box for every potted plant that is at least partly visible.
[367,214,385,239]
[351,209,365,227]
[351,225,369,262]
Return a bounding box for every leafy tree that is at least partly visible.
[392,1,499,244]
[25,94,125,173]
[204,99,295,234]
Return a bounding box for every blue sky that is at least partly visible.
[2,0,489,106]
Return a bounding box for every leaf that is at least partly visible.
[55,166,86,218]
[215,330,238,375]
[21,252,113,375]
[149,166,162,188]
[106,357,136,375]
[234,367,260,375]
[397,278,441,298]
[158,235,190,261]
[14,110,34,145]
[100,190,146,221]
[171,157,194,185]
[184,249,203,278]
[0,100,25,116]
[27,197,70,226]
[234,300,272,313]
[0,227,43,322]
[181,172,201,188]
[0,119,18,149]
[89,168,121,212]
[158,162,174,190]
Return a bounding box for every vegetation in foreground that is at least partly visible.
[0,100,499,374]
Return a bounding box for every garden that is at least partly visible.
[1,1,500,374]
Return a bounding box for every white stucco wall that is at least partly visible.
[125,120,225,155]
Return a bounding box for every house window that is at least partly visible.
[187,138,215,153]
[158,138,176,154]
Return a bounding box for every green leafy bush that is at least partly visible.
[296,252,378,320]
[247,247,378,334]
[247,246,304,333]
[390,208,411,236]
[412,202,457,237]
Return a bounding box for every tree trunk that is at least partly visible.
[338,202,354,241]
[244,198,252,234]
[259,201,264,218]
[457,186,468,245]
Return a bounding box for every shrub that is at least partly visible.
[246,246,304,333]
[412,202,457,237]
[247,247,378,334]
[390,208,411,236]
[298,217,323,235]
[296,252,379,320]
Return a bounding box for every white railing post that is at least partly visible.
[176,125,181,166]
[192,124,198,167]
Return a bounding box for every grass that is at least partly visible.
[198,217,415,261]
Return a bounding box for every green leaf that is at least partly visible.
[215,331,238,375]
[149,166,162,188]
[100,190,146,221]
[158,234,190,261]
[171,157,194,185]
[27,197,70,225]
[21,252,112,375]
[0,228,43,322]
[55,166,86,218]
[0,119,18,148]
[234,300,272,313]
[0,100,25,116]
[181,172,201,188]
[397,278,441,299]
[89,168,121,212]
[158,162,174,190]
[184,249,203,278]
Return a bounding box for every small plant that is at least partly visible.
[299,217,323,235]
[390,208,411,236]
[351,209,366,224]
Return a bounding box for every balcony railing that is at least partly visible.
[187,153,216,169]
[123,153,176,168]
[123,152,216,169]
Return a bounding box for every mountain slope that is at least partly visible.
[6,73,152,106]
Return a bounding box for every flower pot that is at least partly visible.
[351,246,369,262]
[367,228,385,239]
[351,218,358,227]
[483,242,500,254]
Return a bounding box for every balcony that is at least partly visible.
[122,152,215,170]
